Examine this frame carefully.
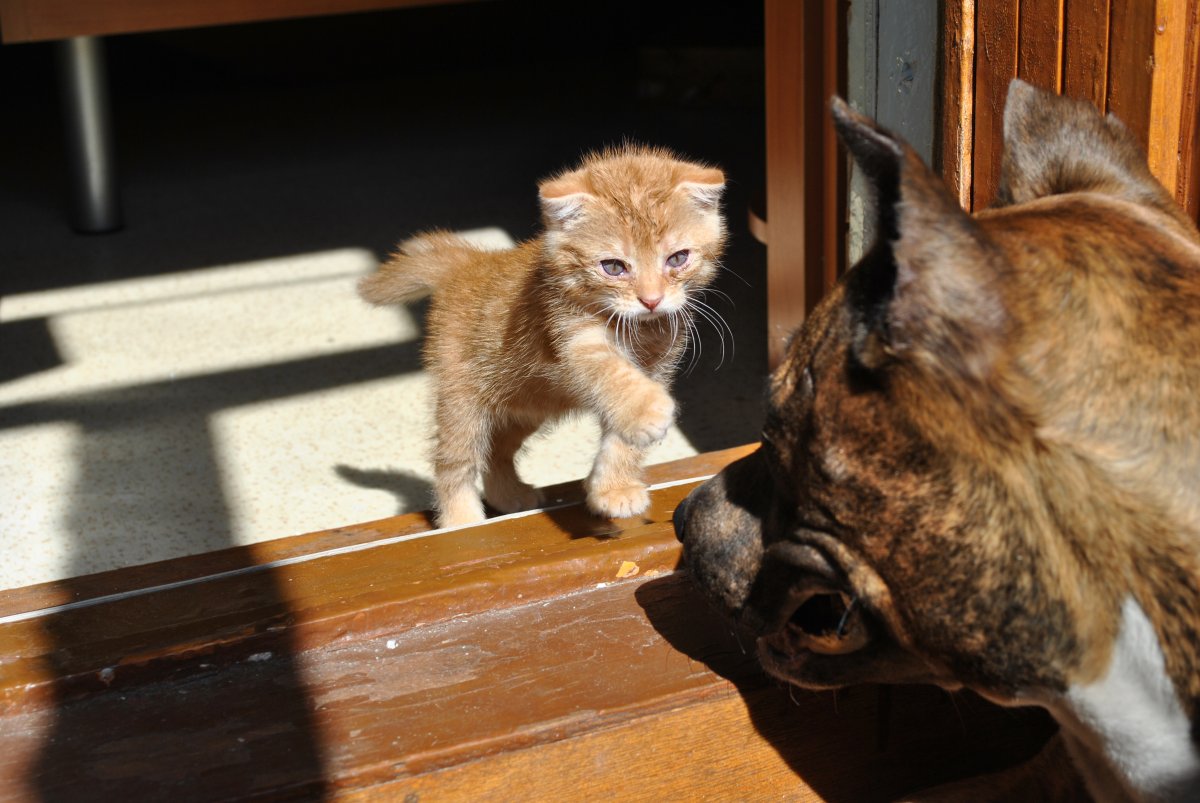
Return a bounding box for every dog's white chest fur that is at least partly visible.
[1046,596,1200,801]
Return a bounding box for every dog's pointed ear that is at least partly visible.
[832,98,1007,381]
[996,79,1181,220]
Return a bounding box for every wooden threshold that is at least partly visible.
[0,446,1053,800]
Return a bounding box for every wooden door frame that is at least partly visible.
[762,0,846,368]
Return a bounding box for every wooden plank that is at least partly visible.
[764,0,844,367]
[941,0,975,209]
[0,563,1055,800]
[0,0,467,43]
[1105,0,1157,152]
[350,668,1054,802]
[822,0,846,285]
[1182,0,1200,219]
[0,447,759,704]
[971,0,1018,210]
[1146,0,1196,202]
[764,0,812,367]
[1017,0,1065,92]
[1062,0,1111,108]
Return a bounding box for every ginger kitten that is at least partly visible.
[359,145,727,528]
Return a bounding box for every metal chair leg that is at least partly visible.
[56,35,123,233]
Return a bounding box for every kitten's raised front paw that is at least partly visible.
[614,387,675,448]
[587,483,651,519]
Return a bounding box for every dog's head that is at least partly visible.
[674,80,1200,702]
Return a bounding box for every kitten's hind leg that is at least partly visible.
[483,416,542,514]
[585,429,650,519]
[433,398,490,528]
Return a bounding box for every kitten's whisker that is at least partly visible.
[670,310,689,372]
[630,314,644,351]
[696,300,729,362]
[691,305,725,368]
[682,312,702,375]
[619,314,632,356]
[697,286,735,307]
[688,297,735,369]
[714,257,751,287]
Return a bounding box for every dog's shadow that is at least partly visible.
[634,573,1056,801]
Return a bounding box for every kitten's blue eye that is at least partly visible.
[600,259,628,277]
[666,250,690,269]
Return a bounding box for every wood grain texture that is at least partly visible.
[1062,0,1112,107]
[0,0,466,43]
[1145,0,1196,200]
[955,0,1200,220]
[941,0,975,209]
[764,0,810,367]
[1181,0,1200,218]
[0,446,759,702]
[1017,0,1064,92]
[822,0,848,289]
[763,0,845,368]
[971,0,1018,210]
[0,528,1055,801]
[1106,0,1156,152]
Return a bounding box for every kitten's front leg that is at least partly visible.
[611,379,675,449]
[585,429,651,519]
[565,326,675,518]
[565,327,676,449]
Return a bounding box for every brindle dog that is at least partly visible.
[674,80,1200,801]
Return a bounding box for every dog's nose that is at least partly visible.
[672,496,690,543]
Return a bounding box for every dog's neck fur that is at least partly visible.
[969,437,1200,799]
[1046,597,1200,802]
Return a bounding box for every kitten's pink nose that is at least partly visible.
[639,295,663,312]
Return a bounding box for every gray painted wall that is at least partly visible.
[846,0,938,263]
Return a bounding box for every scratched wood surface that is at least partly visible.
[0,445,1053,800]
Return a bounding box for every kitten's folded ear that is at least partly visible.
[538,170,592,229]
[676,167,726,210]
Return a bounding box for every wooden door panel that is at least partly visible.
[944,0,1200,219]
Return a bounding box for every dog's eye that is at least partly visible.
[785,589,869,656]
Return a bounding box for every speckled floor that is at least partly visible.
[0,5,767,590]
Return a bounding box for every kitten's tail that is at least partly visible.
[358,231,476,305]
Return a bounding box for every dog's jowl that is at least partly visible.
[674,80,1200,801]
